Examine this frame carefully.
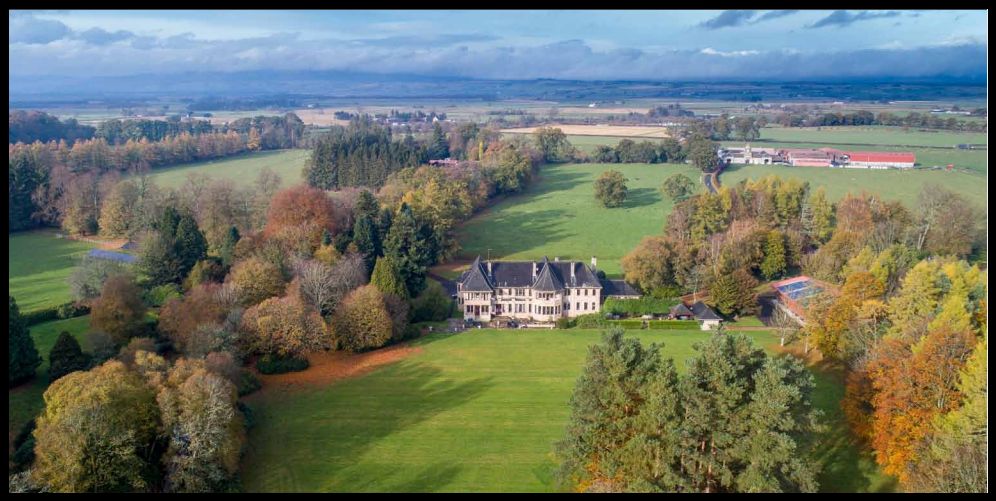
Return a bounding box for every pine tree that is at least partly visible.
[354,189,380,221]
[384,203,439,297]
[174,213,208,274]
[760,230,787,280]
[219,225,240,267]
[428,122,450,159]
[370,256,408,299]
[48,331,90,382]
[352,214,381,274]
[9,296,42,386]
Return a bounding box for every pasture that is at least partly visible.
[755,126,987,149]
[240,328,894,493]
[8,316,93,450]
[503,125,670,139]
[8,230,96,313]
[455,162,702,277]
[141,149,310,189]
[720,163,988,209]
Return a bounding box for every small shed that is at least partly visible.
[669,303,694,320]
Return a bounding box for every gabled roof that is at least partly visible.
[601,279,641,297]
[460,256,494,292]
[531,257,564,292]
[690,301,721,321]
[670,303,694,316]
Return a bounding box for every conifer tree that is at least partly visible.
[48,331,90,382]
[9,296,41,387]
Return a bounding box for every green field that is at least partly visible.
[9,230,96,313]
[142,149,310,189]
[755,126,987,149]
[720,163,988,208]
[456,162,703,277]
[241,328,894,493]
[8,316,93,448]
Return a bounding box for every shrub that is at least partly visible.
[48,331,91,382]
[255,354,310,375]
[22,307,59,326]
[603,297,677,317]
[56,302,90,320]
[574,313,610,329]
[11,418,37,472]
[411,280,453,322]
[237,370,262,396]
[556,317,575,329]
[241,295,330,358]
[647,320,699,330]
[333,285,394,352]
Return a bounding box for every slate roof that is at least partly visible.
[458,256,603,291]
[600,279,641,297]
[689,301,721,321]
[460,256,494,292]
[670,303,694,317]
[532,257,563,292]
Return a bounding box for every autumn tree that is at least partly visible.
[332,285,394,352]
[534,127,574,163]
[32,361,160,492]
[621,236,677,293]
[226,256,285,307]
[9,296,42,386]
[156,359,245,492]
[264,185,339,250]
[158,283,233,356]
[594,170,629,208]
[914,184,981,258]
[68,254,129,303]
[90,274,148,345]
[98,179,140,238]
[241,295,331,359]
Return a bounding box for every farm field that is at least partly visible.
[8,316,93,451]
[8,230,96,314]
[720,163,988,208]
[240,328,895,493]
[141,149,310,189]
[455,162,702,277]
[755,126,987,148]
[503,125,670,138]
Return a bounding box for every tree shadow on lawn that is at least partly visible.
[623,187,660,208]
[457,208,573,260]
[242,360,495,492]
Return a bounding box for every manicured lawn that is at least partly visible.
[720,163,988,209]
[8,230,96,313]
[8,316,93,449]
[142,149,310,189]
[456,162,702,277]
[240,328,894,492]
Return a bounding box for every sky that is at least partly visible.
[8,10,989,81]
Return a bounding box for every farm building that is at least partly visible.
[718,144,916,169]
[770,275,837,322]
[87,248,138,264]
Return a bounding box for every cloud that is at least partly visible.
[809,10,902,29]
[9,14,70,44]
[349,33,499,48]
[700,10,757,29]
[75,27,135,45]
[755,10,799,22]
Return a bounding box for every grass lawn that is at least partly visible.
[756,126,987,149]
[240,328,894,493]
[455,162,702,277]
[8,230,96,313]
[142,149,310,189]
[8,316,93,449]
[720,163,988,208]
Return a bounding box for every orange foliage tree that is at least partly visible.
[264,185,340,249]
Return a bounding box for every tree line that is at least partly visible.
[9,111,96,145]
[9,113,305,233]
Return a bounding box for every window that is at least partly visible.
[584,289,589,296]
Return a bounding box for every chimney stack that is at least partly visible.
[487,261,492,276]
[532,261,537,279]
[571,262,576,280]
[591,256,597,269]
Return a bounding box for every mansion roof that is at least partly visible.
[458,256,603,292]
